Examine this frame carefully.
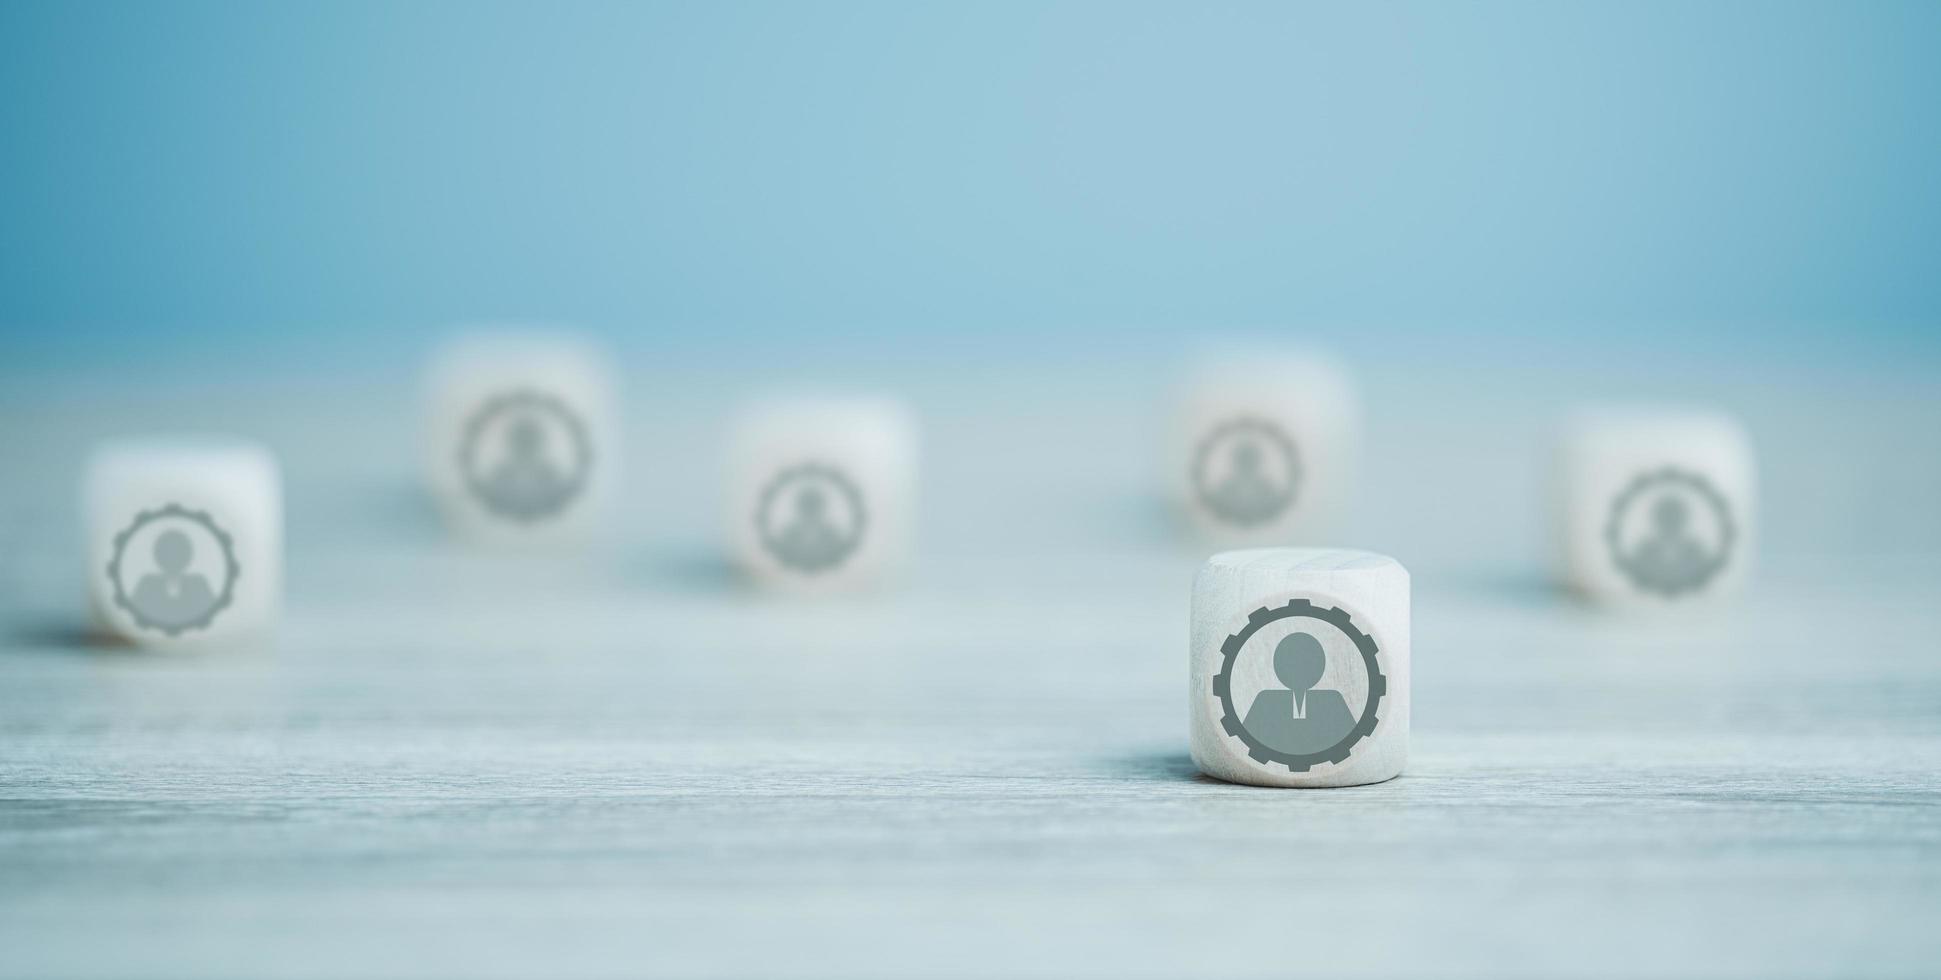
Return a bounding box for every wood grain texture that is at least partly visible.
[2,377,1939,979]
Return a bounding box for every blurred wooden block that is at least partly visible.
[423,331,617,548]
[726,396,918,592]
[1171,350,1359,545]
[1557,407,1756,605]
[1190,548,1409,788]
[83,437,282,649]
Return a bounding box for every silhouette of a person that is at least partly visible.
[773,485,849,570]
[1209,440,1285,524]
[483,414,568,514]
[1241,632,1356,756]
[130,529,218,627]
[1627,494,1711,592]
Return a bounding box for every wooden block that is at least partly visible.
[1190,548,1409,787]
[1556,407,1756,605]
[1171,350,1359,544]
[726,396,918,592]
[423,331,617,547]
[84,437,283,648]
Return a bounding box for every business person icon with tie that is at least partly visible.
[1240,632,1357,757]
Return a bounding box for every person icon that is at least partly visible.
[771,485,849,571]
[475,412,573,518]
[460,393,592,522]
[1624,493,1713,594]
[1194,420,1300,528]
[1606,469,1734,598]
[756,465,867,574]
[1240,632,1356,756]
[129,529,219,629]
[1207,439,1286,525]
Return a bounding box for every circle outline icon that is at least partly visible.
[1604,467,1735,598]
[106,503,241,637]
[458,389,594,523]
[1211,596,1386,772]
[755,462,868,574]
[1192,416,1301,528]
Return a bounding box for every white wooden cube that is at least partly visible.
[84,438,283,648]
[726,396,918,592]
[424,331,617,547]
[1190,548,1409,788]
[1557,407,1756,605]
[1172,350,1360,545]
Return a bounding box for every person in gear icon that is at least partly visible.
[1241,632,1356,756]
[771,485,848,571]
[129,529,219,630]
[480,413,569,516]
[1623,493,1712,594]
[1207,439,1285,525]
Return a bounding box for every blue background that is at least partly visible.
[3,1,1939,369]
[2,2,1938,565]
[3,11,1938,976]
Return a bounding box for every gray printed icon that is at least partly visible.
[1212,598,1385,772]
[459,390,593,522]
[756,463,866,574]
[1605,468,1735,597]
[1193,418,1300,527]
[107,503,239,636]
[1240,633,1357,756]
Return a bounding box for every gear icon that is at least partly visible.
[458,389,594,523]
[755,462,868,574]
[106,503,240,636]
[1604,467,1735,597]
[1192,416,1301,528]
[1211,597,1386,772]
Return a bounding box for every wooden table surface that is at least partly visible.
[2,361,1938,979]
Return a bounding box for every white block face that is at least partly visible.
[1172,353,1359,545]
[424,333,617,547]
[1190,549,1409,788]
[726,397,918,592]
[85,439,283,649]
[1557,409,1756,606]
